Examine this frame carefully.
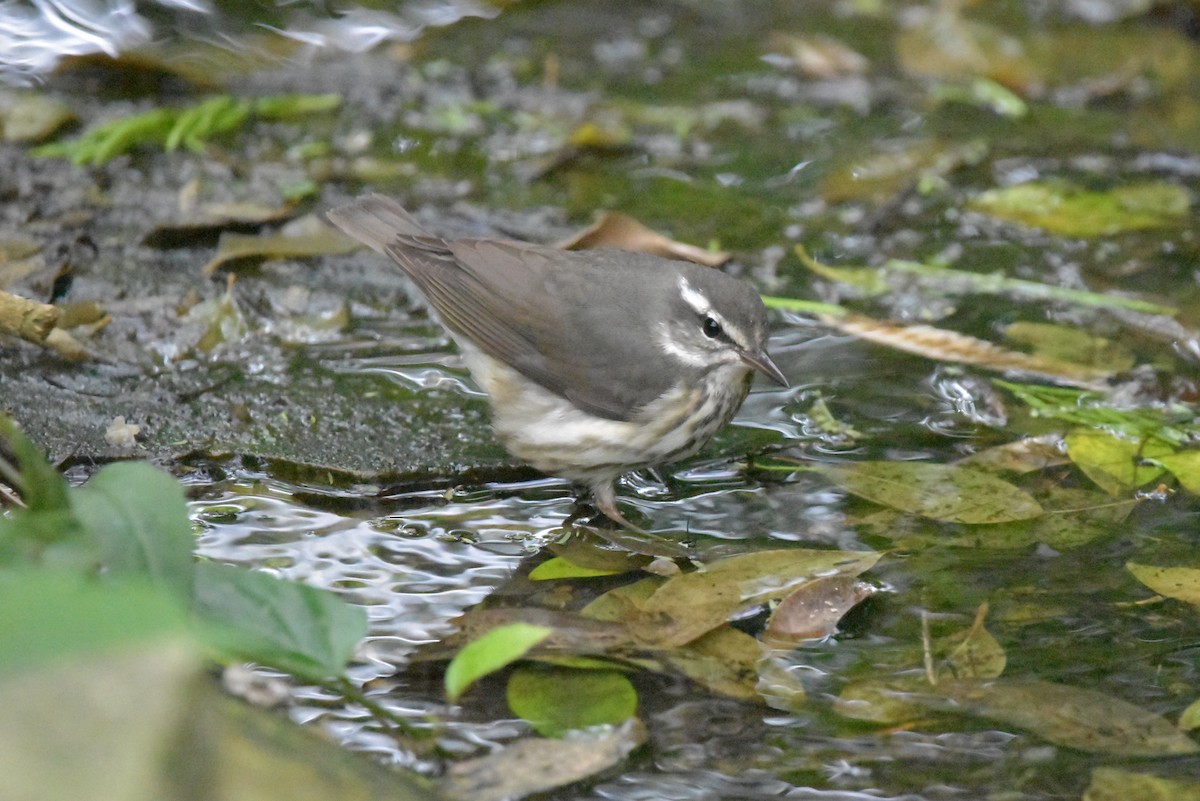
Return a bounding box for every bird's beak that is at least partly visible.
[740,348,789,387]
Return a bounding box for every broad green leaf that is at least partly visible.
[1004,322,1135,372]
[1065,429,1172,495]
[942,679,1199,756]
[1127,562,1200,606]
[0,571,187,675]
[635,548,880,647]
[942,608,1006,680]
[69,462,195,599]
[581,576,663,622]
[1180,697,1200,732]
[506,666,636,737]
[444,622,552,702]
[968,181,1190,237]
[0,416,71,516]
[528,556,627,581]
[1083,768,1200,801]
[192,561,367,682]
[1155,450,1200,494]
[816,461,1043,523]
[0,417,86,565]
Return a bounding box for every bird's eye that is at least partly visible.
[702,316,723,339]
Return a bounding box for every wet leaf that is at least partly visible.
[941,679,1199,756]
[942,604,1006,680]
[201,225,359,276]
[443,622,552,702]
[1003,322,1135,373]
[661,626,766,701]
[764,575,874,646]
[1126,563,1200,606]
[507,666,637,737]
[0,92,75,143]
[545,529,652,573]
[581,576,663,623]
[956,434,1068,475]
[969,181,1190,238]
[528,556,628,581]
[558,211,729,267]
[192,561,368,682]
[1180,697,1200,732]
[821,139,987,204]
[1064,429,1172,495]
[895,6,1039,92]
[69,462,195,599]
[1154,450,1200,494]
[766,33,869,78]
[1082,768,1200,801]
[822,313,1114,386]
[997,381,1200,446]
[834,679,926,725]
[634,548,881,647]
[441,719,646,801]
[815,461,1043,523]
[794,246,1176,316]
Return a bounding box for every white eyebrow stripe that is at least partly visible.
[678,276,711,315]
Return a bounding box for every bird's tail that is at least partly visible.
[326,194,433,253]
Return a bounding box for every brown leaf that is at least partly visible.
[558,212,730,267]
[764,576,873,647]
[822,312,1112,388]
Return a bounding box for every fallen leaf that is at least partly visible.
[1065,429,1171,495]
[764,575,874,646]
[506,666,637,736]
[558,212,729,267]
[1127,562,1200,606]
[1082,767,1200,801]
[823,312,1113,387]
[969,181,1190,238]
[942,679,1199,756]
[815,461,1043,524]
[634,548,881,647]
[441,719,646,801]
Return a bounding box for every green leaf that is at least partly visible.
[815,461,1043,523]
[635,548,880,647]
[1065,429,1172,495]
[1083,768,1200,801]
[192,561,367,681]
[1154,450,1200,494]
[0,416,70,515]
[528,556,627,581]
[444,622,552,702]
[1127,562,1200,606]
[253,93,342,119]
[506,666,636,737]
[0,570,187,676]
[968,180,1191,237]
[69,462,195,599]
[941,678,1199,756]
[0,417,86,565]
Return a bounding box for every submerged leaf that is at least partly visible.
[1065,429,1171,495]
[1083,768,1200,801]
[969,181,1190,238]
[1155,450,1200,495]
[764,575,873,646]
[506,666,637,737]
[942,679,1199,756]
[815,461,1043,523]
[823,313,1112,386]
[635,548,880,647]
[528,556,629,581]
[1127,563,1200,606]
[201,225,359,275]
[441,719,646,801]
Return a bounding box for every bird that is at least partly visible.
[326,194,788,531]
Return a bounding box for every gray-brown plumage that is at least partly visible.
[327,194,786,529]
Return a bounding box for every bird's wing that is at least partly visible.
[389,238,679,421]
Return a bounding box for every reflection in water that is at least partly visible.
[0,0,495,85]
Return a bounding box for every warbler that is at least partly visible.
[327,194,787,530]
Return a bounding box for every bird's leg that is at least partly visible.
[591,481,647,534]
